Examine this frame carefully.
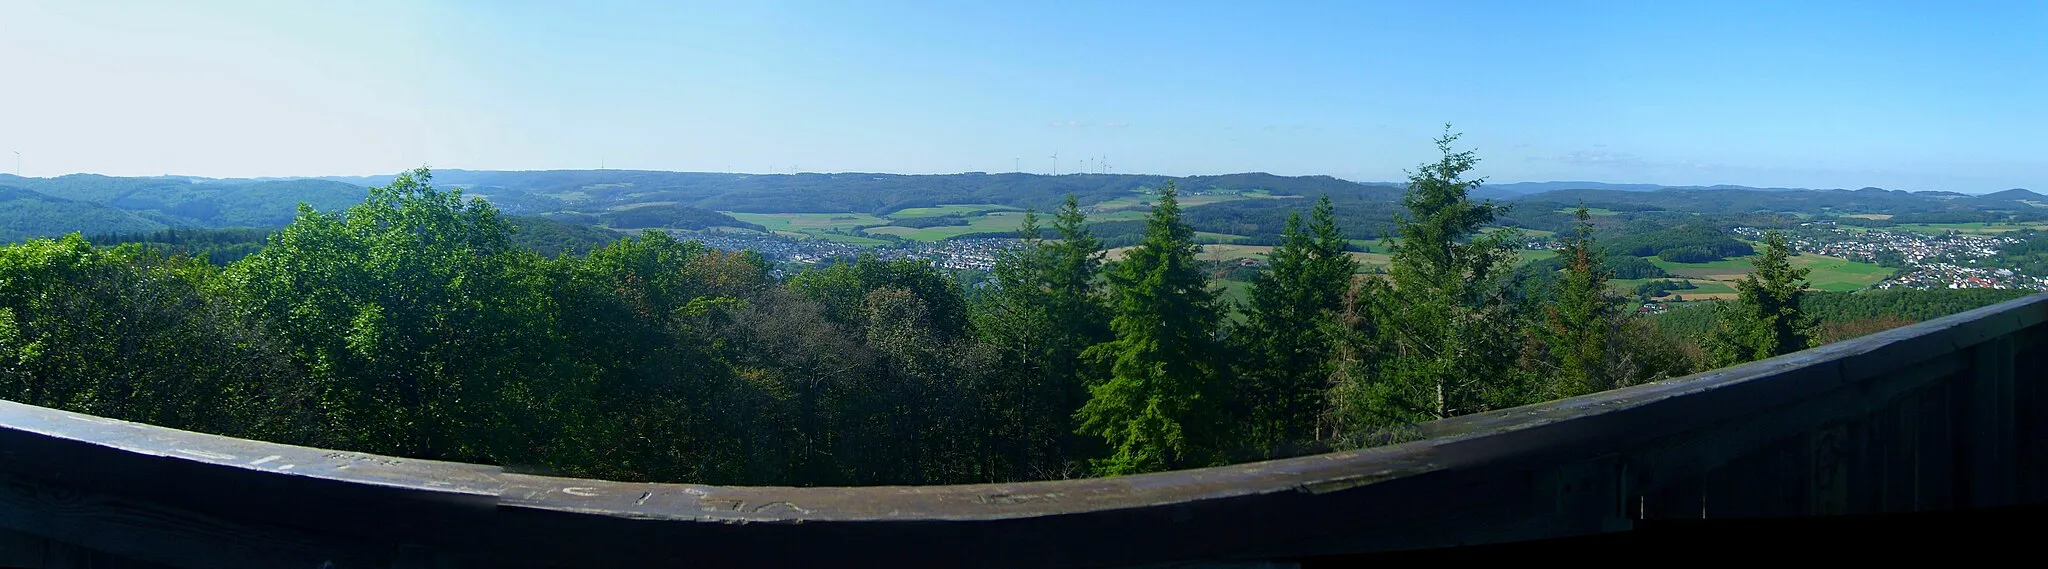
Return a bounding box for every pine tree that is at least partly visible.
[1327,126,1530,440]
[1707,231,1818,366]
[1242,195,1356,453]
[1076,181,1227,475]
[1542,204,1621,398]
[977,194,1109,479]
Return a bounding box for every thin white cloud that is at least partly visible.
[1559,150,1643,166]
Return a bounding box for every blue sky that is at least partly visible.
[1,0,2042,192]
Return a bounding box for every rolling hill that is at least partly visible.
[5,169,2041,250]
[0,185,166,242]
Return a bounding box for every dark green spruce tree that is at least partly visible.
[1541,204,1622,398]
[1076,181,1228,476]
[1241,195,1357,454]
[1327,126,1530,441]
[1707,231,1818,366]
[975,194,1111,480]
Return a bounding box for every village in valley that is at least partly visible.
[1735,224,2048,291]
[684,230,1023,278]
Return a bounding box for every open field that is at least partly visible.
[729,205,1279,243]
[724,212,888,233]
[726,209,1043,242]
[607,201,680,211]
[1192,244,1273,261]
[1087,196,1151,211]
[1647,253,1892,294]
[1346,239,1398,253]
[1650,257,1753,279]
[1214,278,1253,311]
[1843,213,1893,220]
[1609,278,1737,297]
[1088,188,1297,212]
[1088,210,1151,222]
[864,211,1036,240]
[1556,207,1621,216]
[722,212,900,244]
[1622,281,1740,301]
[1194,231,1250,243]
[1791,255,1896,291]
[886,204,1020,218]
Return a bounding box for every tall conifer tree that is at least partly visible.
[1243,195,1356,452]
[1076,182,1227,475]
[1328,126,1530,439]
[1542,204,1621,398]
[978,194,1110,479]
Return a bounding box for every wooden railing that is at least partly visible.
[2,294,2045,569]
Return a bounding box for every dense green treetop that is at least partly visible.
[1706,231,1819,367]
[1327,126,1534,441]
[1076,181,1230,475]
[1240,195,1355,454]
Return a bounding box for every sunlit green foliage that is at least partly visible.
[1706,231,1820,366]
[1327,127,1534,441]
[1076,182,1231,475]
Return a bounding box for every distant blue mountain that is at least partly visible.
[1979,188,2044,201]
[1477,181,1817,195]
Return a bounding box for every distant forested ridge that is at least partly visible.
[596,205,766,232]
[3,168,2038,253]
[0,171,1409,244]
[0,185,165,242]
[294,170,1404,215]
[1514,186,2044,219]
[1177,187,1405,243]
[2,174,365,225]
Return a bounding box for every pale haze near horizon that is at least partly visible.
[1,0,2043,193]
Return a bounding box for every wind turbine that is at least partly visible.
[10,151,18,177]
[1049,152,1058,176]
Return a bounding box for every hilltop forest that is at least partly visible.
[0,131,2033,486]
[3,155,2044,252]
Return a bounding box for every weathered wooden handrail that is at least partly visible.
[3,294,2045,568]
